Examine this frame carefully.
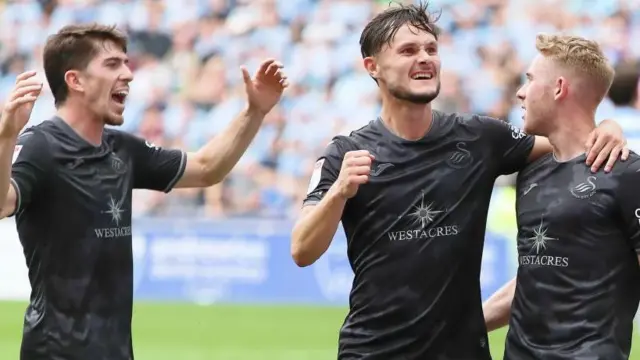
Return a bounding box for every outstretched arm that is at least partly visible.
[176,59,288,188]
[0,71,44,218]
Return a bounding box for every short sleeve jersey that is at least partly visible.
[505,153,640,360]
[303,111,535,359]
[11,117,186,360]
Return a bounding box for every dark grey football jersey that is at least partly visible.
[11,117,186,360]
[303,111,535,359]
[505,153,640,360]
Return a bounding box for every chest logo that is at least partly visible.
[519,219,568,268]
[104,195,125,226]
[569,176,597,199]
[110,153,127,175]
[94,195,131,239]
[386,190,459,241]
[528,220,558,254]
[447,142,473,169]
[410,197,444,229]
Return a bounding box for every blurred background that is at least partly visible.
[0,0,639,359]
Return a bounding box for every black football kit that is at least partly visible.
[303,110,535,359]
[11,117,186,360]
[505,153,640,360]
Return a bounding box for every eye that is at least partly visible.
[400,48,415,55]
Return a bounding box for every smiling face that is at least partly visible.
[365,24,441,104]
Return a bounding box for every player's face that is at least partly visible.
[80,40,133,126]
[367,25,441,104]
[516,55,557,135]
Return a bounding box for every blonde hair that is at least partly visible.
[535,33,614,102]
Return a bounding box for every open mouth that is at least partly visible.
[410,71,434,80]
[111,90,128,105]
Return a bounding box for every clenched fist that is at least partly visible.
[0,70,42,137]
[333,150,375,199]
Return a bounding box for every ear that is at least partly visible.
[363,57,378,80]
[64,70,84,94]
[554,76,568,101]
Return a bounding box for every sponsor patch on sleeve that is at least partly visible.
[11,145,22,164]
[306,159,324,195]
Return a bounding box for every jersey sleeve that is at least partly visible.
[616,156,640,252]
[302,138,346,206]
[479,116,536,175]
[10,130,51,216]
[120,133,187,193]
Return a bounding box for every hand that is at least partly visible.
[585,120,629,172]
[241,59,288,116]
[0,71,42,138]
[333,150,375,199]
[585,119,629,173]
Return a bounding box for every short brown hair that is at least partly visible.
[43,24,128,107]
[360,1,441,58]
[535,33,614,103]
[608,61,639,106]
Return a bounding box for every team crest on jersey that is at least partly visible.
[11,145,22,164]
[307,159,324,195]
[446,142,473,169]
[569,176,597,199]
[110,153,127,175]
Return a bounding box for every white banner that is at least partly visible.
[0,218,30,300]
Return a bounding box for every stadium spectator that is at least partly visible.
[1,0,640,218]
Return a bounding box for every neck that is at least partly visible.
[547,113,595,162]
[56,101,104,146]
[379,94,433,141]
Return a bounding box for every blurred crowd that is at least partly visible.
[0,0,639,218]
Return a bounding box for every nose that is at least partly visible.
[516,86,525,101]
[121,64,134,82]
[417,48,431,64]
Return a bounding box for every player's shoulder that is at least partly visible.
[16,119,58,146]
[435,111,521,135]
[104,128,157,149]
[517,153,554,182]
[340,120,377,138]
[439,111,497,126]
[613,151,640,175]
[436,110,479,123]
[104,127,132,141]
[325,121,377,155]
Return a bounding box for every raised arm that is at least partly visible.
[0,71,44,218]
[176,59,288,188]
[483,277,516,332]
